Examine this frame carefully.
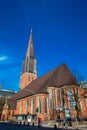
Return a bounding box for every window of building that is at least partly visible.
[28,99,30,106]
[20,102,22,114]
[49,90,53,109]
[33,98,35,113]
[67,89,75,109]
[12,111,14,116]
[55,90,57,108]
[60,89,64,106]
[26,100,29,114]
[31,98,35,114]
[39,98,42,113]
[45,98,48,113]
[85,98,87,104]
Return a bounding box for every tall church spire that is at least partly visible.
[26,28,34,58]
[21,29,36,75]
[20,29,37,90]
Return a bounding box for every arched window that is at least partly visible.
[45,98,48,113]
[20,102,22,114]
[55,90,57,108]
[26,100,29,114]
[33,98,35,113]
[39,98,42,113]
[31,98,35,114]
[68,89,74,109]
[12,111,14,116]
[49,90,53,109]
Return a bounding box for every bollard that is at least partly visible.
[65,123,67,130]
[27,122,30,126]
[32,122,35,127]
[54,124,57,130]
[38,123,40,128]
[24,122,25,125]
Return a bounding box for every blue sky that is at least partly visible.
[0,0,87,91]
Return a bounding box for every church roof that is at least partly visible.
[10,64,77,102]
[8,99,17,110]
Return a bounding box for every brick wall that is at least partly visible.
[19,72,36,89]
[2,85,87,121]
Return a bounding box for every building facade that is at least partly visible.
[0,89,16,120]
[1,30,87,122]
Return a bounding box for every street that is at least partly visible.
[0,122,87,130]
[0,122,62,130]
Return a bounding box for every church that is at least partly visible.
[1,30,87,122]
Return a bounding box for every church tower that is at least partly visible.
[19,29,37,90]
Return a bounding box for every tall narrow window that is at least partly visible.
[31,99,33,113]
[26,100,29,114]
[85,98,87,104]
[12,111,14,116]
[55,90,57,108]
[67,89,75,109]
[31,98,35,114]
[33,98,35,114]
[45,98,48,113]
[20,102,22,114]
[39,98,42,113]
[49,90,53,109]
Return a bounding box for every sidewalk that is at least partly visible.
[41,120,87,130]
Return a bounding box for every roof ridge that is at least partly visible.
[36,67,57,92]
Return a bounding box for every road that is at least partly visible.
[0,122,63,130]
[0,122,87,130]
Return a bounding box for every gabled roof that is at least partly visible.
[10,64,77,102]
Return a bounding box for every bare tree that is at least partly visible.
[71,69,84,83]
[0,97,5,119]
[72,86,83,122]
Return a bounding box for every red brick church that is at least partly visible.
[1,30,87,122]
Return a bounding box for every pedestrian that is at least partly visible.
[38,117,40,128]
[27,116,31,126]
